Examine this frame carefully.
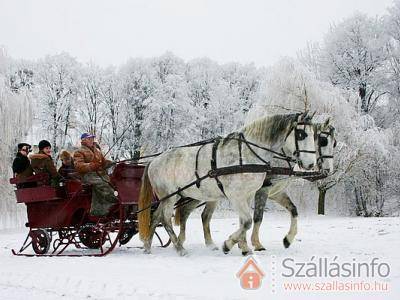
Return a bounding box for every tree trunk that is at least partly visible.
[318,187,327,215]
[359,82,368,113]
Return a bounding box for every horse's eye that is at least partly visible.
[296,129,307,141]
[319,136,328,147]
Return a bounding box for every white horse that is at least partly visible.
[138,112,317,256]
[250,120,337,251]
[174,119,336,252]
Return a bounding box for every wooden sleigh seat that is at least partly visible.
[10,173,62,204]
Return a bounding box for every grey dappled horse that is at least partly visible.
[250,120,336,251]
[138,113,317,256]
[176,119,336,253]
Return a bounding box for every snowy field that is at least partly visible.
[0,214,399,300]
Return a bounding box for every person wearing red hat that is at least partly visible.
[74,133,116,216]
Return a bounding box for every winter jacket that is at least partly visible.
[58,161,79,179]
[30,151,59,179]
[12,152,33,179]
[73,145,111,175]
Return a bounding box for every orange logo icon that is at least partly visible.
[236,256,265,290]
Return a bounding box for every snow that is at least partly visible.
[0,214,399,300]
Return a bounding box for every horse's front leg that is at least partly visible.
[251,187,268,251]
[269,191,298,248]
[223,196,253,256]
[202,201,218,250]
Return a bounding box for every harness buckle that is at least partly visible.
[208,169,218,178]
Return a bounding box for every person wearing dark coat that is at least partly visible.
[58,150,78,179]
[12,143,34,180]
[30,140,60,186]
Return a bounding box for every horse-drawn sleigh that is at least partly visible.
[10,162,170,256]
[10,112,336,257]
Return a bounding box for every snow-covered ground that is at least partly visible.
[0,214,399,300]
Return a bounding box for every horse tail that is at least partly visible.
[174,206,181,226]
[138,165,153,241]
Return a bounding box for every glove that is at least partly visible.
[89,162,102,172]
[104,160,114,169]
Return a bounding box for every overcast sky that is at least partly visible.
[0,0,394,67]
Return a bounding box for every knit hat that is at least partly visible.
[38,140,51,150]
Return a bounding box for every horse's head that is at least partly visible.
[283,111,317,170]
[315,118,336,174]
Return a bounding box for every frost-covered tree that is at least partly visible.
[143,73,197,152]
[119,58,155,157]
[320,13,389,114]
[0,51,33,228]
[77,63,107,141]
[1,44,398,220]
[346,127,398,216]
[250,58,394,216]
[221,62,261,115]
[34,53,79,154]
[185,58,220,139]
[381,1,400,127]
[142,53,197,152]
[100,67,124,159]
[297,41,323,79]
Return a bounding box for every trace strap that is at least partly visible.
[136,163,324,215]
[211,138,227,196]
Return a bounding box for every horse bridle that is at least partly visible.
[315,127,337,169]
[284,122,317,164]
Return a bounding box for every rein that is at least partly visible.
[125,121,328,214]
[136,123,322,213]
[135,162,324,215]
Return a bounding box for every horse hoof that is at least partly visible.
[207,243,219,251]
[144,248,151,254]
[283,237,291,249]
[254,247,266,251]
[222,242,230,254]
[242,250,253,256]
[178,249,188,256]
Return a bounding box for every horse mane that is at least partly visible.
[241,113,299,145]
[222,132,241,145]
[314,123,335,137]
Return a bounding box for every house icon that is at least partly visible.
[236,256,265,290]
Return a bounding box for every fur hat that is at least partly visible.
[17,143,31,150]
[59,150,72,160]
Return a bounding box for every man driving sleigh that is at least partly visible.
[74,133,116,216]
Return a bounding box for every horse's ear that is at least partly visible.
[298,111,309,122]
[324,118,330,127]
[305,111,315,123]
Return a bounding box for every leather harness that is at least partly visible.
[192,122,319,197]
[134,121,335,214]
